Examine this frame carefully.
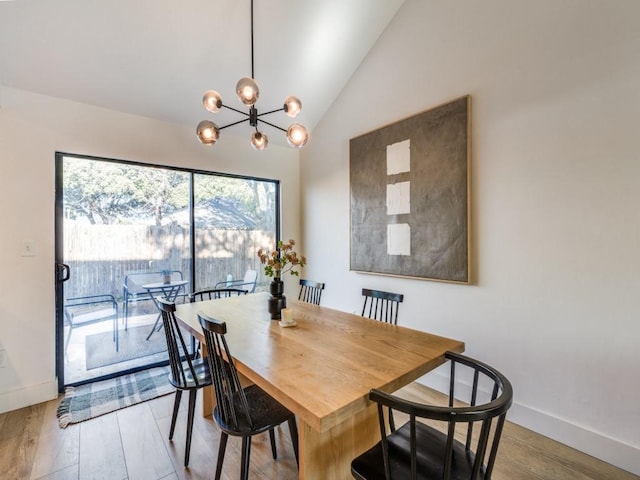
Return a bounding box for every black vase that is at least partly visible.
[268,278,287,320]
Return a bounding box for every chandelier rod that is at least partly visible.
[218,118,250,130]
[250,0,255,79]
[222,104,249,116]
[258,118,287,133]
[258,107,285,117]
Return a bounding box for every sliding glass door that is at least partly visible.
[192,173,278,291]
[55,153,279,389]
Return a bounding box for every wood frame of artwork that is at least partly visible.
[349,95,471,284]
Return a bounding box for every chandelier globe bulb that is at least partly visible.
[286,123,309,148]
[251,130,269,150]
[203,90,223,113]
[236,77,260,106]
[283,96,302,118]
[196,120,220,145]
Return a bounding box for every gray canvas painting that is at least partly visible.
[349,96,470,283]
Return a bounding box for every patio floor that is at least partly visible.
[64,312,167,384]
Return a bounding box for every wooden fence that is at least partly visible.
[63,223,274,300]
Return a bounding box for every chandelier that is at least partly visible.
[196,0,309,150]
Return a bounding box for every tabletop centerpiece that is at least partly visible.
[258,239,306,320]
[161,269,171,284]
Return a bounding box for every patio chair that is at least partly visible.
[64,294,119,352]
[214,269,258,293]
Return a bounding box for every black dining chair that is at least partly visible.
[298,279,325,305]
[351,351,513,480]
[197,311,299,480]
[361,288,404,429]
[188,287,249,355]
[189,287,249,302]
[361,288,404,325]
[157,298,212,467]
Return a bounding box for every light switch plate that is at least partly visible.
[21,240,36,256]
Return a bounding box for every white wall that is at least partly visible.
[300,0,639,474]
[0,86,301,412]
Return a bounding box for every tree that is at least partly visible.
[63,158,188,225]
[63,156,276,228]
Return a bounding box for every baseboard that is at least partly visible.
[0,379,59,414]
[417,374,639,476]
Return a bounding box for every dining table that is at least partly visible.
[174,292,464,480]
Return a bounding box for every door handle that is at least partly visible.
[57,263,70,282]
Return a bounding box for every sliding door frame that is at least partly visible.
[54,151,280,392]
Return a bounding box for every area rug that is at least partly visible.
[57,366,174,428]
[85,325,167,370]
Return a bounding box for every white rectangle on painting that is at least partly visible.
[386,139,411,175]
[387,181,410,215]
[387,223,411,256]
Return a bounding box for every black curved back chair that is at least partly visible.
[157,298,212,467]
[351,351,513,480]
[298,279,325,305]
[198,311,299,480]
[190,287,249,302]
[361,288,404,325]
[188,288,248,353]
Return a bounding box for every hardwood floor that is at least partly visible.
[0,382,636,480]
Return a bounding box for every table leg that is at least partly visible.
[145,313,162,341]
[298,403,379,480]
[198,342,214,416]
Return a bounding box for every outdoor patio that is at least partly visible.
[63,300,183,384]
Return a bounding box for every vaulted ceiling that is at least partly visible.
[0,0,405,143]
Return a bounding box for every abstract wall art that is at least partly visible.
[349,95,471,283]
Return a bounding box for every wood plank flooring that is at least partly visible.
[0,382,636,480]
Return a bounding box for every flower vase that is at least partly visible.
[268,278,287,320]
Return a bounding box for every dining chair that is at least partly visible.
[361,288,404,325]
[297,278,325,305]
[197,310,299,480]
[188,288,249,355]
[361,288,404,430]
[157,298,212,467]
[189,287,249,302]
[350,351,513,480]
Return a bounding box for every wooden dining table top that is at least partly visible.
[174,292,465,433]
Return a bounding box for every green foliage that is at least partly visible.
[62,158,276,229]
[63,159,188,225]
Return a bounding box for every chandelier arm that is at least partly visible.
[222,104,250,116]
[257,118,287,133]
[257,107,285,117]
[218,118,251,130]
